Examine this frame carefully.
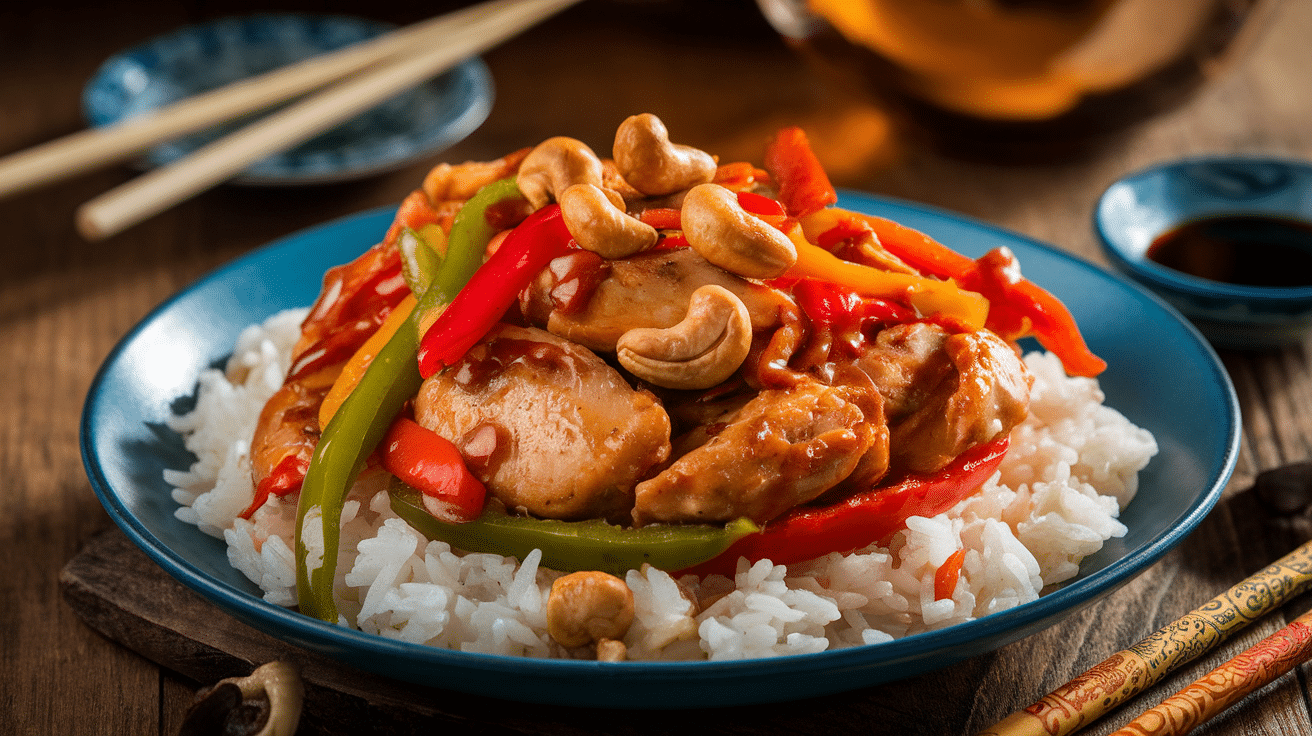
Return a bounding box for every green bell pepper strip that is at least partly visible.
[397,227,443,297]
[294,177,526,622]
[389,480,760,577]
[413,177,524,325]
[295,325,423,621]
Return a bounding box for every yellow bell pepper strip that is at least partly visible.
[319,218,449,429]
[317,293,417,429]
[763,126,838,217]
[417,202,574,379]
[812,208,1106,377]
[388,480,760,577]
[785,227,990,330]
[380,417,485,523]
[680,436,1009,578]
[295,178,528,622]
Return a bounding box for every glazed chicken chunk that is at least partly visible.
[632,380,886,525]
[415,324,672,522]
[853,322,1032,474]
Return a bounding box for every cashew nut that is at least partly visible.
[547,571,636,653]
[559,183,657,258]
[617,284,752,390]
[613,113,717,196]
[517,136,606,209]
[681,183,797,279]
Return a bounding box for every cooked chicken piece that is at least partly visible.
[519,247,793,353]
[415,324,671,522]
[249,150,527,496]
[853,323,1031,474]
[847,322,951,420]
[632,380,884,526]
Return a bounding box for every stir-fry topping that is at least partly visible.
[240,115,1105,623]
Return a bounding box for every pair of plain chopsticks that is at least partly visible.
[977,539,1312,736]
[0,0,581,241]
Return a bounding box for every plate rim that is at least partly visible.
[80,191,1241,706]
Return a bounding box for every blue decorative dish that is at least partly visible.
[82,14,494,185]
[1095,156,1312,349]
[81,191,1239,709]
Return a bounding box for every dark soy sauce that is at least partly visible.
[1146,214,1312,288]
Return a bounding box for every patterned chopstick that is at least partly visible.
[1109,607,1312,735]
[977,540,1312,736]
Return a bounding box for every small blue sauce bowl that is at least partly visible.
[1095,156,1312,349]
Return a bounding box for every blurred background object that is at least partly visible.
[757,0,1281,161]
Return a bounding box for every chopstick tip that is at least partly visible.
[75,205,111,242]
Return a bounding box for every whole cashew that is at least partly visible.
[613,113,717,196]
[517,136,606,209]
[559,183,657,258]
[617,284,752,390]
[547,571,635,652]
[680,183,798,279]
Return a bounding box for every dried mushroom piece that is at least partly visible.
[177,661,304,736]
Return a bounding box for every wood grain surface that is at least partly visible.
[4,0,1312,734]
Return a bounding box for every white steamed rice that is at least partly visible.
[166,308,1158,660]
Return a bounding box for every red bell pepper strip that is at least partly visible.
[241,453,309,520]
[381,417,485,523]
[680,436,1009,578]
[417,203,574,378]
[852,213,976,279]
[713,161,770,190]
[793,278,916,331]
[763,126,837,218]
[934,548,967,600]
[736,190,787,218]
[793,277,916,358]
[638,207,682,230]
[830,210,1106,377]
[957,247,1107,377]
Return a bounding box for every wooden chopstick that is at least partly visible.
[1109,607,1312,736]
[0,0,526,201]
[976,539,1312,736]
[75,0,580,241]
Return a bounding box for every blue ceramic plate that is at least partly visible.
[83,14,494,185]
[81,191,1239,709]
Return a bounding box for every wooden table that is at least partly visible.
[4,0,1311,733]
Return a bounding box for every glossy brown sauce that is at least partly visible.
[454,336,573,388]
[1146,214,1312,288]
